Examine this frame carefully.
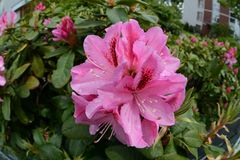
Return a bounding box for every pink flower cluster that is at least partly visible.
[43,18,51,26]
[52,16,77,46]
[71,20,187,148]
[0,56,6,86]
[0,11,17,36]
[224,47,237,69]
[35,2,46,11]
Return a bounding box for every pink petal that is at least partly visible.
[135,94,175,126]
[0,76,6,86]
[98,85,133,109]
[143,27,167,54]
[142,119,158,145]
[120,19,144,62]
[72,93,91,124]
[85,98,103,119]
[120,102,148,148]
[70,62,111,95]
[84,35,113,70]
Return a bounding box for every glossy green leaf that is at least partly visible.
[38,144,64,160]
[2,96,11,121]
[69,140,88,157]
[10,63,31,82]
[33,129,45,146]
[62,117,91,140]
[203,144,225,158]
[183,131,202,148]
[24,31,39,41]
[105,145,145,160]
[106,7,128,23]
[51,52,75,88]
[15,85,30,98]
[140,139,163,159]
[32,55,45,78]
[24,76,40,90]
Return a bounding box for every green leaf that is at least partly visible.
[51,52,75,88]
[105,145,145,160]
[33,129,45,146]
[24,31,39,41]
[62,117,91,140]
[49,134,62,148]
[42,47,66,59]
[137,11,159,23]
[24,76,40,90]
[117,0,148,6]
[158,153,188,160]
[51,96,73,110]
[38,144,64,160]
[10,63,31,82]
[69,140,88,157]
[164,135,176,154]
[106,7,128,23]
[32,55,45,78]
[75,19,106,29]
[14,102,30,124]
[203,144,225,158]
[140,139,163,159]
[15,85,30,98]
[183,131,202,148]
[2,96,11,121]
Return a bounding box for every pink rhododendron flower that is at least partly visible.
[35,2,46,11]
[175,39,182,45]
[202,41,208,47]
[0,11,17,36]
[217,42,225,46]
[52,16,77,46]
[226,87,231,94]
[71,19,187,148]
[0,56,6,86]
[234,68,238,76]
[190,36,197,43]
[224,47,237,68]
[43,18,51,26]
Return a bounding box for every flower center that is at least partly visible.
[137,68,153,90]
[110,37,118,67]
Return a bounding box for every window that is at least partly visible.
[230,12,236,23]
[198,0,204,8]
[197,12,203,21]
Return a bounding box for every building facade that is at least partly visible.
[0,0,31,18]
[182,0,240,37]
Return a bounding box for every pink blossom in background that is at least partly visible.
[202,41,208,47]
[0,56,6,86]
[35,2,46,11]
[43,18,51,26]
[0,11,17,36]
[70,19,187,148]
[226,87,232,94]
[175,39,182,45]
[190,36,197,43]
[216,42,225,47]
[234,68,239,76]
[224,47,237,69]
[52,16,77,46]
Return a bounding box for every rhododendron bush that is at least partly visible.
[0,1,239,160]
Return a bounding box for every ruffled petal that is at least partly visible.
[142,119,159,145]
[70,62,111,95]
[120,102,148,148]
[84,35,113,70]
